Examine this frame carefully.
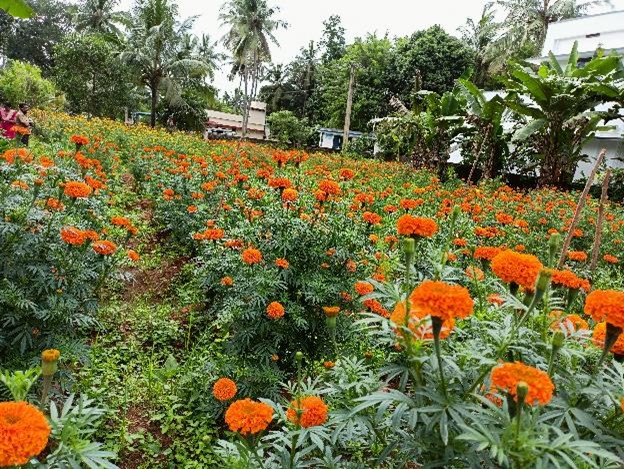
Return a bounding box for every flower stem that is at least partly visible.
[432,316,448,400]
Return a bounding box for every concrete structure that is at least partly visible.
[533,11,624,179]
[205,101,268,140]
[318,127,364,150]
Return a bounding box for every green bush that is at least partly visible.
[0,60,62,109]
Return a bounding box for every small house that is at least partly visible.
[318,128,363,151]
[205,101,268,140]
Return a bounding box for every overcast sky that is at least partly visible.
[119,0,624,95]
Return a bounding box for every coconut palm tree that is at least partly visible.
[75,0,130,38]
[121,1,214,127]
[219,0,287,136]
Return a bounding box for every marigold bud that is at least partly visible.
[552,331,565,350]
[41,349,60,377]
[516,381,529,406]
[295,351,304,363]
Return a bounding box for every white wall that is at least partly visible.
[542,11,624,57]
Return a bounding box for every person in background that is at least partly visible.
[0,101,17,139]
[15,103,33,146]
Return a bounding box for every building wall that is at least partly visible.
[542,11,624,57]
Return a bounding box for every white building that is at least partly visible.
[533,10,624,179]
[205,101,268,140]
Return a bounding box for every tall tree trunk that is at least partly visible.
[150,84,158,128]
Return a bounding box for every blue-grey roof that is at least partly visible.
[318,127,364,137]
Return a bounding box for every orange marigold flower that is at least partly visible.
[220,276,234,286]
[92,240,117,256]
[453,238,468,247]
[41,349,60,362]
[465,266,484,281]
[318,179,341,196]
[187,205,198,213]
[550,269,588,291]
[490,250,543,290]
[0,401,50,466]
[584,290,624,329]
[391,301,455,340]
[323,361,335,369]
[488,294,505,306]
[592,322,624,355]
[267,301,285,320]
[60,226,86,245]
[339,168,355,180]
[63,181,92,198]
[355,281,374,296]
[275,258,289,269]
[225,399,273,435]
[213,378,237,402]
[396,214,438,238]
[268,177,292,189]
[409,280,473,322]
[282,188,298,202]
[489,362,554,406]
[127,250,140,261]
[603,254,619,264]
[111,216,131,227]
[322,306,340,318]
[362,211,382,225]
[567,251,587,262]
[551,314,589,333]
[46,198,64,211]
[242,248,262,264]
[70,135,90,146]
[286,396,328,428]
[82,230,99,242]
[474,246,501,261]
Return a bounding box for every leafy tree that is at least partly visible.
[0,0,76,73]
[219,0,287,136]
[319,14,346,64]
[0,59,60,108]
[74,0,130,40]
[503,43,621,187]
[267,110,312,146]
[52,33,136,118]
[313,34,393,131]
[388,26,475,100]
[121,0,213,127]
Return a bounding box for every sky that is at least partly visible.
[119,0,624,95]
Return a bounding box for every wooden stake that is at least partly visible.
[589,169,611,272]
[557,149,606,269]
[342,63,356,152]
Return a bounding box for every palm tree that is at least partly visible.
[121,1,214,127]
[75,0,130,38]
[497,0,610,55]
[459,3,501,88]
[219,0,287,136]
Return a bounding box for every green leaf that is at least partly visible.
[0,0,34,18]
[512,118,547,142]
[566,41,579,73]
[549,52,564,75]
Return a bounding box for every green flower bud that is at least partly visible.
[326,316,337,330]
[552,331,565,350]
[516,381,529,406]
[295,351,304,363]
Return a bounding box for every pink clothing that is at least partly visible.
[0,108,17,139]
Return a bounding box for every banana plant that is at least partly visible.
[501,41,621,187]
[0,0,33,18]
[459,79,509,181]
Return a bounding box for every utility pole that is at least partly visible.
[342,63,356,152]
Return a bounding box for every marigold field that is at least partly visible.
[1,111,624,468]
